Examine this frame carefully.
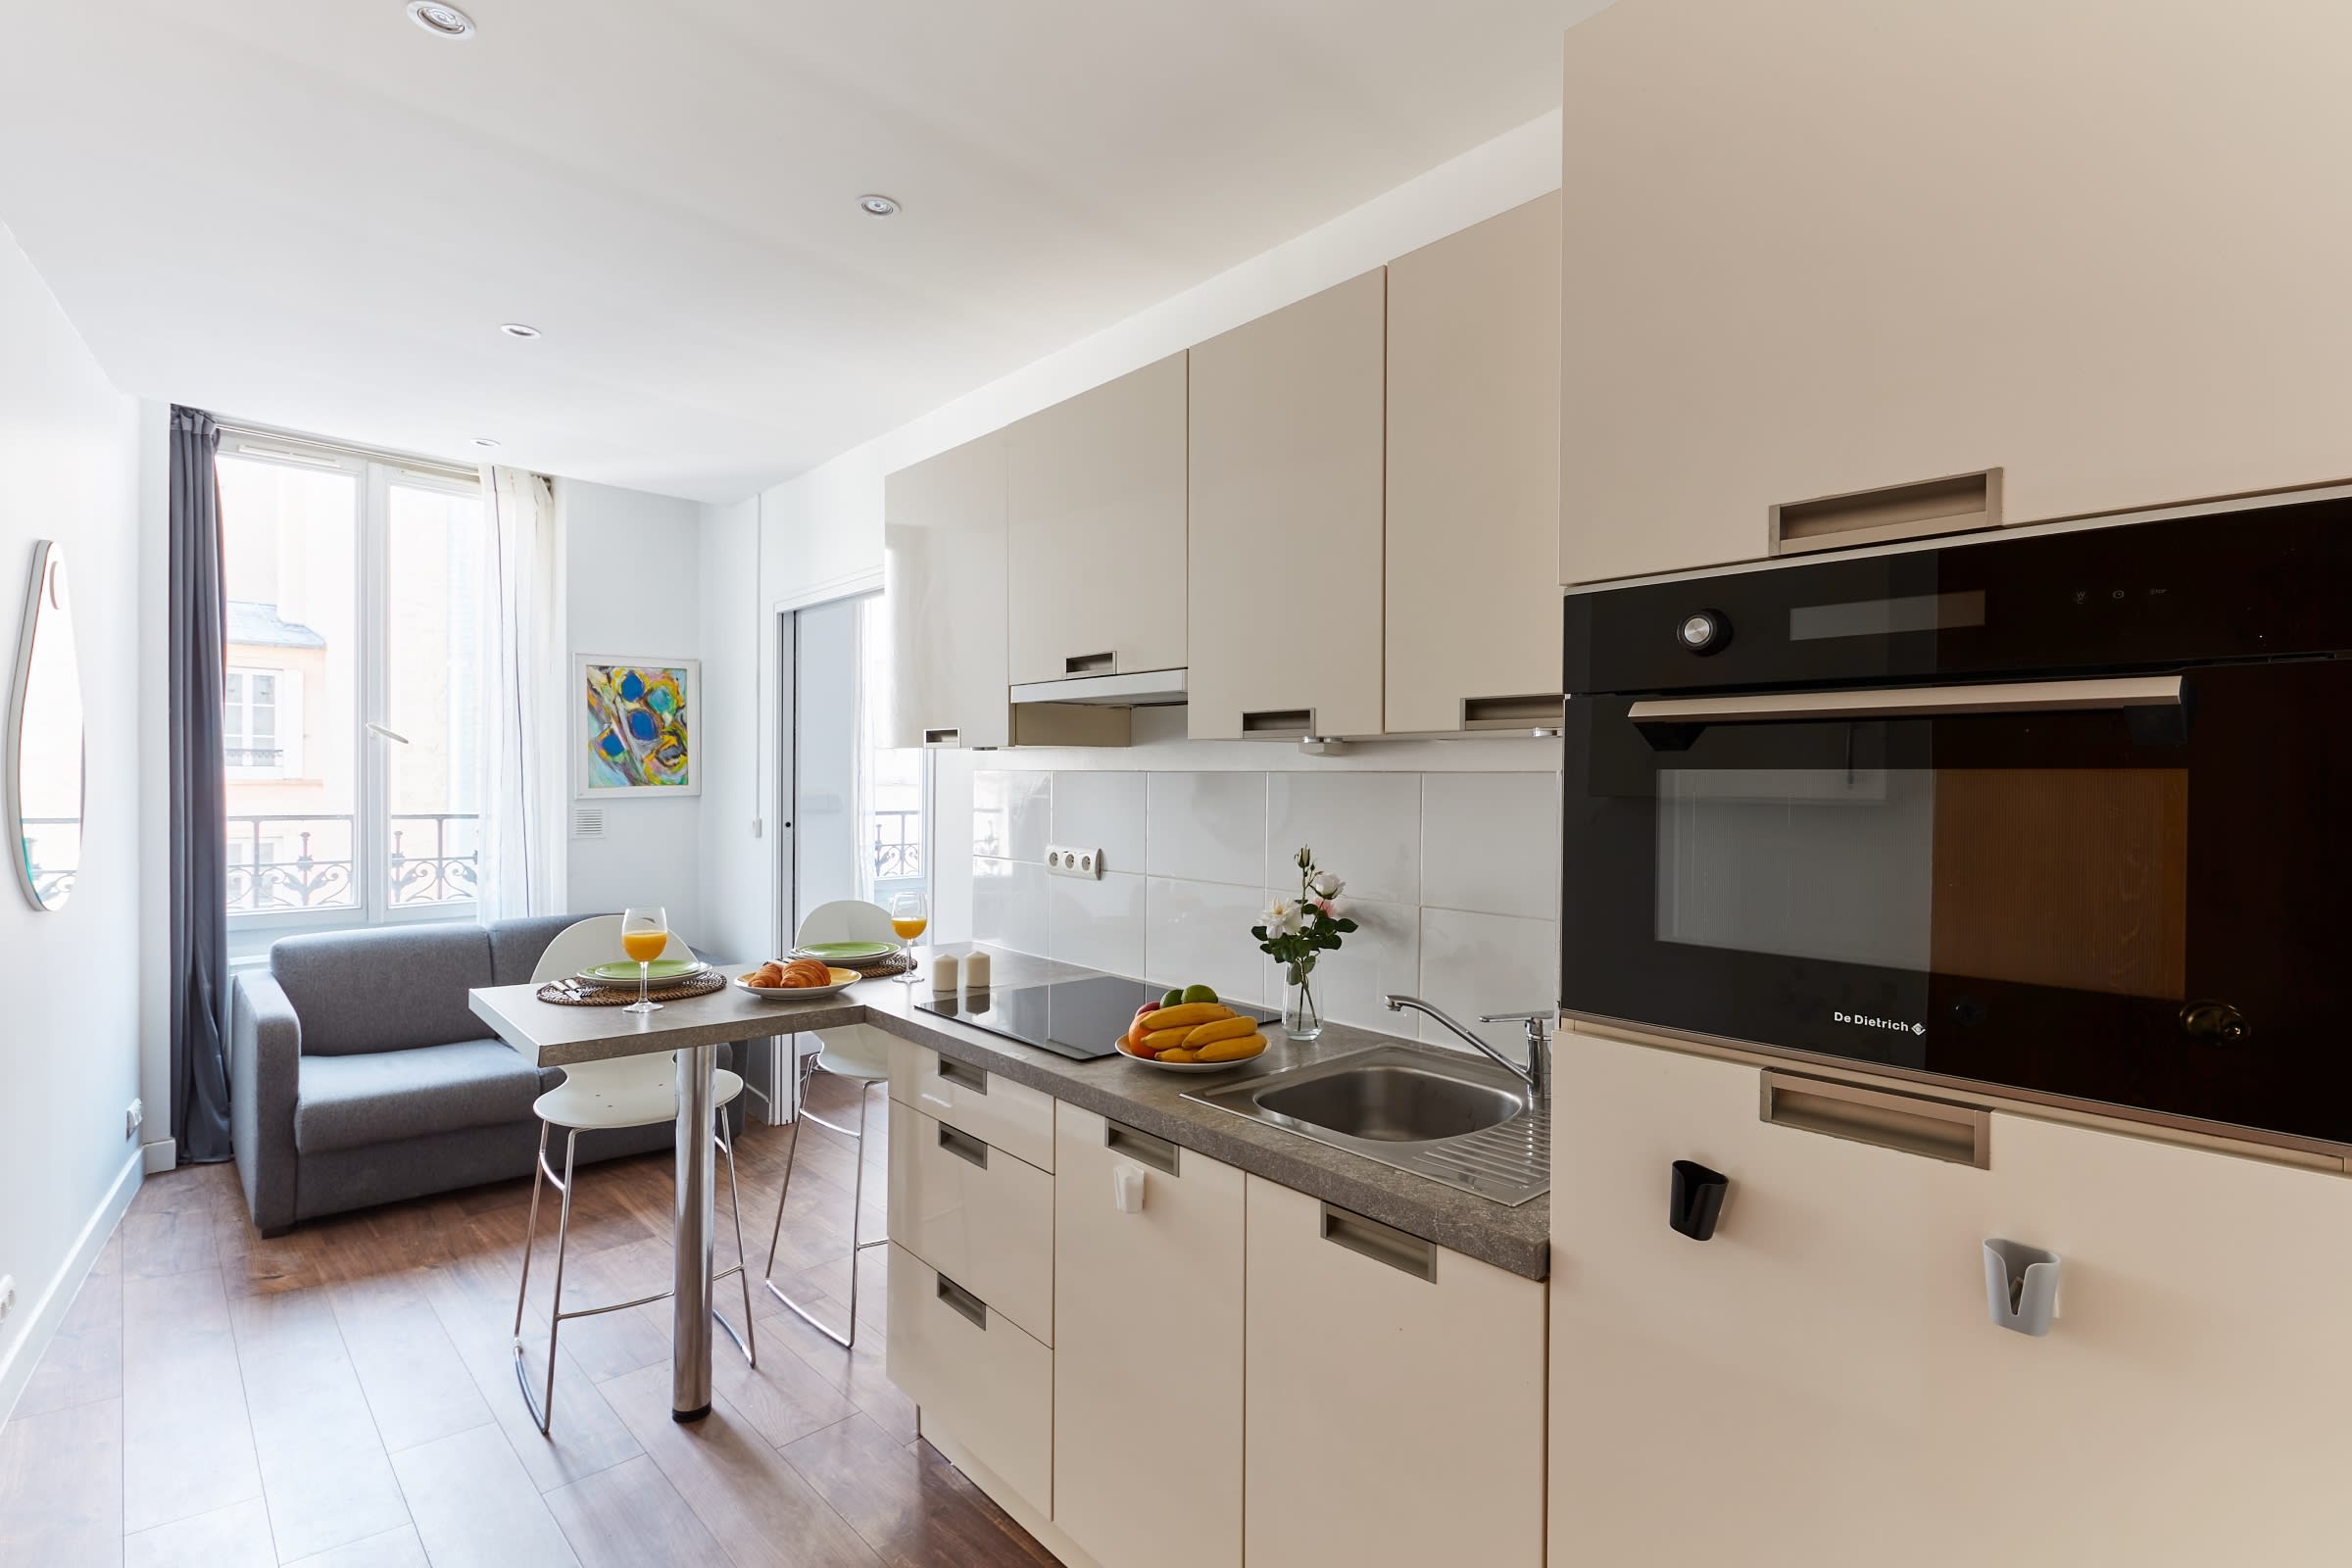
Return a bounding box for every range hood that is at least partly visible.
[1008,667,1189,708]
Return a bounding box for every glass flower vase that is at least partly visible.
[1282,967,1323,1041]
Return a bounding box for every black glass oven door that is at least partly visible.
[1560,660,2352,1149]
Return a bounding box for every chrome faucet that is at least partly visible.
[1382,995,1552,1101]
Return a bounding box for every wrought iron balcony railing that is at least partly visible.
[226,812,478,913]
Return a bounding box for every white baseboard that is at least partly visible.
[0,1145,142,1426]
[140,1138,175,1175]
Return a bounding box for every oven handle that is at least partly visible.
[1627,674,2183,728]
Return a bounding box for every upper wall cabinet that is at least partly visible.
[1559,0,2352,585]
[1386,193,1563,733]
[884,434,1011,750]
[1005,354,1189,689]
[1187,270,1388,740]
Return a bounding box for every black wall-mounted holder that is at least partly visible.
[1668,1160,1730,1241]
[1984,1239,2062,1336]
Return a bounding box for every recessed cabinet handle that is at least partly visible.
[936,1056,987,1094]
[1319,1202,1437,1283]
[923,728,959,748]
[1241,709,1314,736]
[937,1123,989,1169]
[935,1270,989,1330]
[1064,652,1116,675]
[1104,1118,1179,1175]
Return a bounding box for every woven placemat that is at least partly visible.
[836,951,915,979]
[537,970,730,1006]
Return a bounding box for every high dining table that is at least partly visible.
[468,972,868,1422]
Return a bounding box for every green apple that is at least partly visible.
[1181,983,1220,1004]
[1161,988,1185,1008]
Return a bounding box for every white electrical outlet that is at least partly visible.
[1045,844,1103,880]
[125,1099,144,1139]
[0,1276,15,1325]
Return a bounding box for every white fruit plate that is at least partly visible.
[734,967,860,1001]
[1113,1039,1268,1073]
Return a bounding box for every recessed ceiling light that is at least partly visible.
[499,322,541,339]
[407,2,476,39]
[471,437,501,449]
[858,194,902,219]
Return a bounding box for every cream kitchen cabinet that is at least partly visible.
[1559,0,2352,585]
[1186,268,1387,740]
[883,436,1127,751]
[886,1105,1054,1344]
[1550,1027,2352,1566]
[884,433,1010,749]
[1005,353,1188,689]
[886,1244,1054,1512]
[1052,1104,1244,1568]
[1385,192,1564,734]
[1243,1177,1544,1568]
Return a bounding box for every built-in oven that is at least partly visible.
[1560,496,2352,1152]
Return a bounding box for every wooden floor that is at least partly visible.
[0,1073,1055,1568]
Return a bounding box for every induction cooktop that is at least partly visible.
[913,974,1272,1062]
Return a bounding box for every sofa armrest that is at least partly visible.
[230,970,304,1235]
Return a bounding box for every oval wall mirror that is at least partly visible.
[9,541,85,910]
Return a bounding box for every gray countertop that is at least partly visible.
[471,946,1550,1280]
[857,948,1550,1281]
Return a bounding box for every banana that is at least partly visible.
[1184,1014,1257,1047]
[1144,1026,1198,1052]
[1141,1002,1235,1032]
[1194,1033,1267,1063]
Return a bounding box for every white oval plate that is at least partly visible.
[733,967,860,1002]
[1113,1040,1268,1072]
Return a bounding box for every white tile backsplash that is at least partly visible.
[1146,772,1267,886]
[1417,906,1557,1057]
[1266,772,1422,905]
[973,770,1050,863]
[959,766,1557,1043]
[970,856,1048,955]
[1420,771,1558,921]
[1052,770,1146,874]
[1050,869,1146,978]
[1143,877,1269,1005]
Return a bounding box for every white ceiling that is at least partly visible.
[0,1,1603,502]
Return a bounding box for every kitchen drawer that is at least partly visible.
[886,1103,1054,1344]
[886,1039,1054,1172]
[884,1243,1053,1515]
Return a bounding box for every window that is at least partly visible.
[218,437,486,941]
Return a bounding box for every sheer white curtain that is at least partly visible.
[473,466,565,922]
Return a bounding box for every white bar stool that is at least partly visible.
[513,918,759,1435]
[760,899,894,1348]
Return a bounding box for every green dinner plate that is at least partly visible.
[790,941,898,963]
[578,957,706,986]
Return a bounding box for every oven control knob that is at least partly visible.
[1677,610,1730,654]
[2180,1000,2247,1046]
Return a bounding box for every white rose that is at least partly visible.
[1309,870,1345,899]
[1264,898,1302,936]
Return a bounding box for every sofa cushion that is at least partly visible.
[488,913,606,986]
[295,1039,544,1154]
[272,924,496,1056]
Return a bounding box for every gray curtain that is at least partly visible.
[170,407,233,1163]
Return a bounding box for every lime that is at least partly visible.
[1181,983,1220,1004]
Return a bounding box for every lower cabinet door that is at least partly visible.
[1244,1177,1545,1568]
[886,1103,1054,1344]
[1052,1105,1244,1568]
[884,1244,1052,1512]
[1552,1028,2352,1567]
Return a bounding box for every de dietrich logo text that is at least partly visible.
[1834,1009,1926,1036]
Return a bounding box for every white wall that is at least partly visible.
[559,478,707,924]
[0,228,146,1418]
[699,108,1567,965]
[694,495,765,961]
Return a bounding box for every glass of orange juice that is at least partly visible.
[888,892,929,988]
[620,906,668,1013]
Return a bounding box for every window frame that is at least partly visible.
[221,444,484,952]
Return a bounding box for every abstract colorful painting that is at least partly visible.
[577,657,701,796]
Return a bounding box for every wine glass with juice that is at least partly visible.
[889,892,929,988]
[620,906,668,1013]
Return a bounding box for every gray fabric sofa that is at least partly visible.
[229,915,744,1235]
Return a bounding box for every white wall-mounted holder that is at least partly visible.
[1984,1238,2062,1336]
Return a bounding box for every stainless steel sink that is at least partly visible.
[1185,1045,1549,1204]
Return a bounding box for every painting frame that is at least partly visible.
[574,654,703,799]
